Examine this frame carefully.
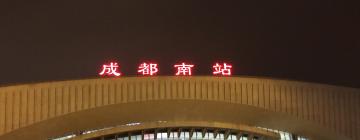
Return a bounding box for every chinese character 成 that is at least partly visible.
[99,62,121,76]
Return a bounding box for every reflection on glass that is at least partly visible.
[79,127,317,140]
[144,133,154,140]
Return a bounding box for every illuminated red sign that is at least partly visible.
[174,62,194,76]
[99,62,121,76]
[99,61,233,76]
[213,63,232,76]
[138,63,159,76]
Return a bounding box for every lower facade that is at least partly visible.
[0,77,359,140]
[66,121,280,140]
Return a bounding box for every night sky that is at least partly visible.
[0,1,359,88]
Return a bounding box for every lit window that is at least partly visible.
[218,133,225,139]
[193,131,202,139]
[144,133,154,140]
[209,132,215,139]
[159,132,167,139]
[169,132,177,138]
[180,132,190,139]
[229,134,237,140]
[130,135,141,140]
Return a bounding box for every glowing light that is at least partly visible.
[138,63,159,75]
[99,62,121,76]
[125,122,141,126]
[213,63,232,76]
[174,62,194,75]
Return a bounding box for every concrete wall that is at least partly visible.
[0,77,359,140]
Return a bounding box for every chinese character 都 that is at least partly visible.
[138,63,159,75]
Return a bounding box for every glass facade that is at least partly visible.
[256,127,309,140]
[86,128,262,140]
[52,127,309,140]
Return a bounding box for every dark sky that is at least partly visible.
[0,1,359,88]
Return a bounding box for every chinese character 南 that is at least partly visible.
[174,62,194,76]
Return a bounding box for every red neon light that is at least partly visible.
[213,63,232,76]
[138,63,159,75]
[99,62,121,76]
[174,62,194,76]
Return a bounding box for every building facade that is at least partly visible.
[0,76,359,140]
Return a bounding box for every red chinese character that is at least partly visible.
[99,62,121,76]
[174,62,194,75]
[138,63,159,75]
[213,63,232,76]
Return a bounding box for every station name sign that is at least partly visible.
[99,62,232,76]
